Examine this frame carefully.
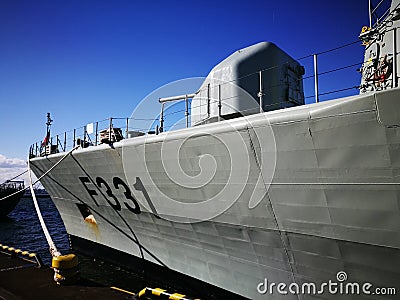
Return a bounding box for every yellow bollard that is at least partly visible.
[51,254,79,285]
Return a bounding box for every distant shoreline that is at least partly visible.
[23,190,50,199]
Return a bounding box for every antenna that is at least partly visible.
[46,112,53,127]
[46,113,53,132]
[369,0,372,28]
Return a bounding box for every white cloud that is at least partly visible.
[0,154,30,185]
[0,154,26,169]
[0,155,44,191]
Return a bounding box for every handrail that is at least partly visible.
[159,93,197,131]
[30,22,400,157]
[370,0,392,27]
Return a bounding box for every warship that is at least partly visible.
[0,180,25,217]
[29,1,400,298]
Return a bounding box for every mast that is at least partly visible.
[46,112,53,136]
[41,112,53,150]
[369,0,372,28]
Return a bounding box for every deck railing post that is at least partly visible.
[109,118,113,141]
[313,54,319,103]
[258,70,263,113]
[126,118,129,138]
[95,122,98,146]
[185,94,189,128]
[218,84,222,122]
[207,83,210,118]
[160,103,165,132]
[394,27,398,88]
[64,132,67,152]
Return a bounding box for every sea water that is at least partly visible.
[0,197,184,295]
[0,197,147,289]
[0,196,70,265]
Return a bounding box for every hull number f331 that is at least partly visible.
[79,176,141,214]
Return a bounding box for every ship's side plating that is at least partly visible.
[30,88,400,299]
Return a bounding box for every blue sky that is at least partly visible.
[0,0,371,180]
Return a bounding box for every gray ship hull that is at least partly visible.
[30,88,400,299]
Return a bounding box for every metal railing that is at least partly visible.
[29,117,159,158]
[30,24,400,157]
[159,93,196,132]
[369,0,392,28]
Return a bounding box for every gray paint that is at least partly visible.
[29,1,400,299]
[191,42,305,126]
[29,89,400,299]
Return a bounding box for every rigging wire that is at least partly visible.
[0,169,28,185]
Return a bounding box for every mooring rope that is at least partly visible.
[28,160,61,257]
[0,186,26,202]
[26,145,79,257]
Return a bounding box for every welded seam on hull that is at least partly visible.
[270,108,376,127]
[305,111,341,275]
[246,126,300,299]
